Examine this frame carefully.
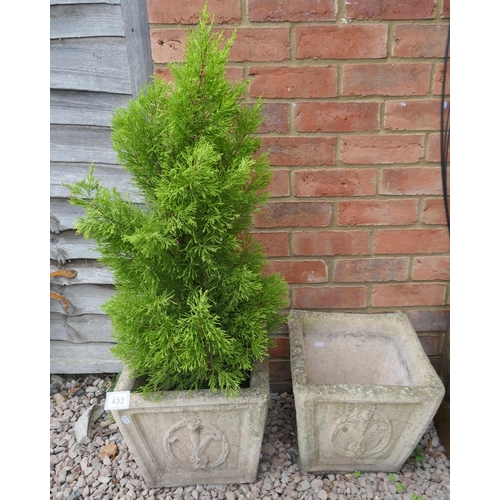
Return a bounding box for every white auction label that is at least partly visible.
[314,342,324,347]
[104,391,131,410]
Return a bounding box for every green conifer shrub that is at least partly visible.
[66,6,288,396]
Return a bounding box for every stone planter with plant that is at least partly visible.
[66,6,288,487]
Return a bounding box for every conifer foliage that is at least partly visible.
[66,6,288,396]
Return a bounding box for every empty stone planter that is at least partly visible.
[111,361,269,487]
[289,310,445,473]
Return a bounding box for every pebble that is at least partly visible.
[51,375,450,500]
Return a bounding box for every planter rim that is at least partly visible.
[114,359,270,408]
[289,309,444,401]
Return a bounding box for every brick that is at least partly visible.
[296,25,387,60]
[345,0,435,20]
[342,64,432,96]
[251,232,290,256]
[380,167,447,195]
[295,102,379,133]
[150,30,186,63]
[427,133,450,162]
[341,135,424,164]
[372,284,446,307]
[338,200,418,226]
[151,28,289,64]
[334,257,409,282]
[429,356,440,373]
[433,63,451,95]
[417,334,439,356]
[442,0,450,18]
[384,100,443,131]
[408,309,449,332]
[374,228,450,254]
[249,66,337,99]
[248,0,336,22]
[268,336,289,358]
[422,199,449,225]
[292,230,370,256]
[270,380,292,392]
[260,137,335,166]
[154,66,243,83]
[294,169,377,197]
[259,103,289,134]
[254,202,333,228]
[413,256,450,281]
[263,260,328,283]
[268,359,291,382]
[268,169,290,197]
[147,0,241,24]
[226,28,290,62]
[293,286,367,309]
[393,25,449,58]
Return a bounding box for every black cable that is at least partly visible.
[440,24,451,233]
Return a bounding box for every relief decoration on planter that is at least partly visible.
[163,418,229,470]
[331,404,392,458]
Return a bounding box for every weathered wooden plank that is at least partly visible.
[50,261,114,285]
[51,198,85,232]
[50,90,131,126]
[51,37,132,94]
[51,0,120,5]
[50,341,122,374]
[50,196,144,233]
[121,0,153,96]
[50,283,115,315]
[51,313,113,342]
[51,231,100,263]
[50,125,117,164]
[51,3,125,39]
[50,163,141,201]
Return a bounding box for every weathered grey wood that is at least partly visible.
[51,196,143,233]
[50,125,117,164]
[51,3,125,39]
[121,0,153,96]
[50,341,122,374]
[51,198,85,232]
[51,231,100,263]
[51,0,120,5]
[50,163,141,201]
[50,284,115,315]
[50,0,154,375]
[51,313,113,342]
[50,90,131,127]
[51,262,114,285]
[51,37,132,94]
[51,261,114,285]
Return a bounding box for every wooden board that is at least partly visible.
[51,198,86,232]
[50,341,122,374]
[50,283,114,315]
[50,163,141,201]
[51,313,113,342]
[50,37,132,94]
[51,231,100,263]
[50,261,114,285]
[50,89,130,127]
[50,3,125,39]
[50,125,117,164]
[121,0,154,96]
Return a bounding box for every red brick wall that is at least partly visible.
[147,0,450,392]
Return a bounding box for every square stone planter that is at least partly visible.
[111,361,269,487]
[289,310,445,473]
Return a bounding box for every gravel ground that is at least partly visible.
[50,374,450,500]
